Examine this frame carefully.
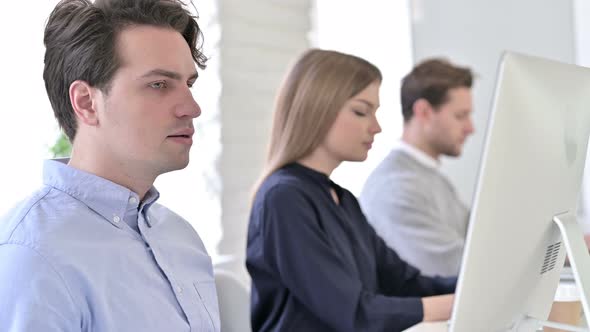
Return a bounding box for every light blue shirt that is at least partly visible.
[0,159,220,331]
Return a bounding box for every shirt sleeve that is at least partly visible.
[367,219,458,297]
[0,243,80,332]
[256,184,426,332]
[361,175,465,277]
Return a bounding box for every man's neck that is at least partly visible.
[68,148,155,200]
[401,131,440,161]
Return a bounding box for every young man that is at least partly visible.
[0,0,219,331]
[360,59,475,277]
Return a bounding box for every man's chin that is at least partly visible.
[158,159,190,175]
[443,147,462,158]
[176,158,190,170]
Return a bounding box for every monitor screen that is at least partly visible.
[450,52,590,331]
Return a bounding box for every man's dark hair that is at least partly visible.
[401,58,473,122]
[43,0,207,141]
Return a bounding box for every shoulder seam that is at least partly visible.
[6,187,53,242]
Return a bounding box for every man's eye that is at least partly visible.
[150,81,167,89]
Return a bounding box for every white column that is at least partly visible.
[217,0,312,282]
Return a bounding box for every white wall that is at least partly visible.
[216,0,311,281]
[409,0,577,205]
[312,0,412,196]
[574,0,590,67]
[0,2,61,213]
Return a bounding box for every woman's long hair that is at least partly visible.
[253,49,382,196]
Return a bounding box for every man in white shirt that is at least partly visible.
[360,58,475,277]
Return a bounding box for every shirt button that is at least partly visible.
[113,215,121,223]
[176,285,183,294]
[129,197,138,204]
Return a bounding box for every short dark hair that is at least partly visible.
[43,0,207,141]
[401,58,473,122]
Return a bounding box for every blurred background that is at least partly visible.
[0,0,589,282]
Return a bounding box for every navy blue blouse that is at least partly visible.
[246,163,456,332]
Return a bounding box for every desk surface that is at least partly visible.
[402,279,579,332]
[403,322,447,332]
[403,278,580,332]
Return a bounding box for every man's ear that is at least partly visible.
[69,80,100,126]
[412,98,434,123]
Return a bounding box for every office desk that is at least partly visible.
[403,321,448,332]
[402,279,581,332]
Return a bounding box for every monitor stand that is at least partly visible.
[520,212,590,332]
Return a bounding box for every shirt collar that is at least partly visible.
[288,162,331,184]
[394,140,441,170]
[43,159,160,228]
[287,162,344,196]
[141,187,160,227]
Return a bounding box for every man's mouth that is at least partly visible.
[167,128,195,146]
[168,128,195,139]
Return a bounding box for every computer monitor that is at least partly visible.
[450,52,590,331]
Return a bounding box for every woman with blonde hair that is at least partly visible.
[246,49,455,332]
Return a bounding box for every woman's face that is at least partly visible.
[319,80,382,163]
